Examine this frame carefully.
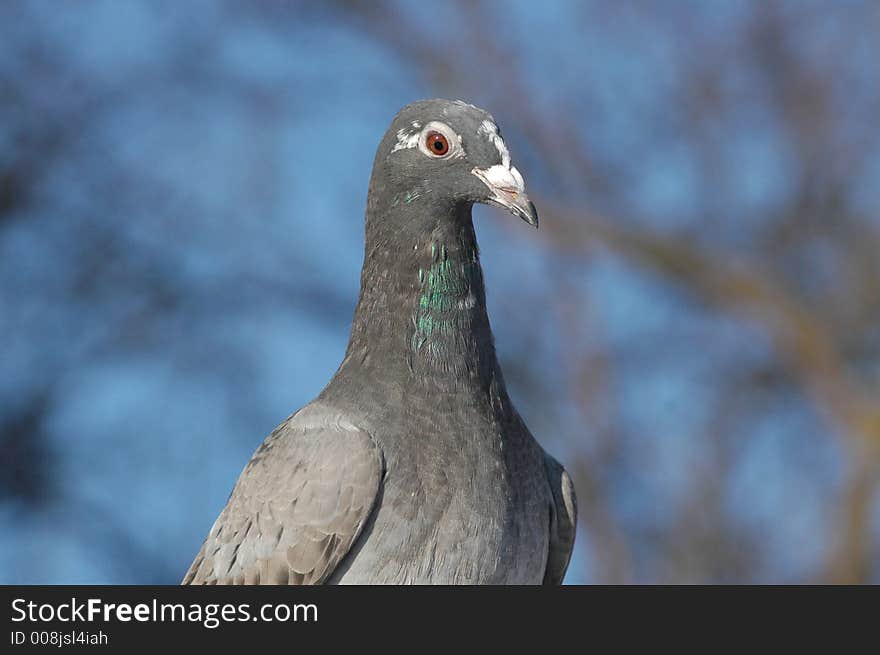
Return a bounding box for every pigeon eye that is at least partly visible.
[425,132,449,157]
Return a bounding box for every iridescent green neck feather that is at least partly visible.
[411,240,480,360]
[344,200,500,389]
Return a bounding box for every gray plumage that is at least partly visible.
[183,99,576,585]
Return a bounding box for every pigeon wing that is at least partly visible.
[183,405,384,585]
[542,452,577,585]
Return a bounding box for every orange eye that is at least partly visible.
[425,131,449,156]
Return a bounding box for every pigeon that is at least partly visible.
[183,99,577,585]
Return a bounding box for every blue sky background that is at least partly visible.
[1,1,878,584]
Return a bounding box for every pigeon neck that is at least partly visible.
[344,202,500,388]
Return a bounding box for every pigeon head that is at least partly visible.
[370,99,538,228]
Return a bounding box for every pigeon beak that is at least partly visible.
[472,165,539,228]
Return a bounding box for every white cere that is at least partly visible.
[473,164,525,195]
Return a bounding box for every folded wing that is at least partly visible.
[183,405,384,585]
[542,452,577,585]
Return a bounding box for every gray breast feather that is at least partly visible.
[183,404,384,585]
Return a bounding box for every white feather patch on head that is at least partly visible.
[391,122,422,153]
[453,99,481,112]
[477,119,510,168]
